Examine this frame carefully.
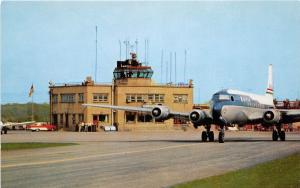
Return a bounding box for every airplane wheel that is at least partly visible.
[208,131,214,142]
[272,130,278,141]
[201,131,207,142]
[279,131,285,141]
[218,132,224,143]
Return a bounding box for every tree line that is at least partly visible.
[1,103,49,122]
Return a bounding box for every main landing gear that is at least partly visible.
[272,124,285,141]
[201,125,214,142]
[218,125,225,143]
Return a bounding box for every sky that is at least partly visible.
[1,1,300,104]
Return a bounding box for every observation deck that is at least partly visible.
[113,53,153,80]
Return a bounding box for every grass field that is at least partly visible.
[172,152,300,188]
[1,142,78,151]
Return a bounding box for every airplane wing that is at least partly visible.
[279,109,300,123]
[7,121,35,126]
[82,104,190,120]
[82,104,153,113]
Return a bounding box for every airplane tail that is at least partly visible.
[266,64,274,98]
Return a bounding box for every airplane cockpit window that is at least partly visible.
[219,95,230,101]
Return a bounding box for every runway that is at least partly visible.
[2,130,300,188]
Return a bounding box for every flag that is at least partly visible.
[29,84,34,97]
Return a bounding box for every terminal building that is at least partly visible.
[49,53,194,131]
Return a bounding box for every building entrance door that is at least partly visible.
[65,113,69,128]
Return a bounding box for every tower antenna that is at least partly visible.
[144,39,147,64]
[119,40,122,60]
[124,40,128,59]
[184,49,187,82]
[135,39,138,56]
[95,26,98,82]
[169,52,172,82]
[161,50,164,83]
[175,52,177,84]
[147,39,149,65]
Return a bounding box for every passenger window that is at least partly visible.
[231,96,234,101]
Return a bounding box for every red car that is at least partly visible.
[27,123,56,132]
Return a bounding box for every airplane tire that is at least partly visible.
[208,131,214,142]
[201,131,207,142]
[272,130,278,141]
[279,131,285,141]
[218,132,224,143]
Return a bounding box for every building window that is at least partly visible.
[93,93,108,103]
[60,114,63,124]
[137,113,153,122]
[173,94,188,104]
[78,93,84,103]
[99,115,108,122]
[61,94,75,103]
[52,94,58,103]
[126,94,144,103]
[125,112,136,123]
[72,114,76,124]
[148,94,165,103]
[78,114,84,122]
[136,95,144,102]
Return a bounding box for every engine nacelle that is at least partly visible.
[263,110,281,124]
[151,106,170,120]
[189,110,206,124]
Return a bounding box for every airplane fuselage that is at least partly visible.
[210,89,274,126]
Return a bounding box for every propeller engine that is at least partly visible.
[151,106,170,120]
[189,110,207,124]
[263,110,281,124]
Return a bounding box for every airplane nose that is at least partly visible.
[212,103,222,120]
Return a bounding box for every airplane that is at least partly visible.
[0,121,35,134]
[82,64,300,143]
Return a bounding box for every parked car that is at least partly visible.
[27,123,56,132]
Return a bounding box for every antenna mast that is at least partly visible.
[144,39,147,64]
[174,52,177,84]
[119,40,122,60]
[95,26,98,82]
[184,49,187,82]
[147,39,149,65]
[169,52,172,82]
[135,39,138,56]
[161,50,163,83]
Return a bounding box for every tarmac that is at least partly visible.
[1,130,300,188]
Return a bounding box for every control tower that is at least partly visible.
[113,53,153,85]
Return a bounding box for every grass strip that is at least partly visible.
[1,142,78,151]
[172,152,300,188]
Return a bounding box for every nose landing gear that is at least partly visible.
[218,125,225,143]
[201,125,214,142]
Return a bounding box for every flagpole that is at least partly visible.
[32,94,34,121]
